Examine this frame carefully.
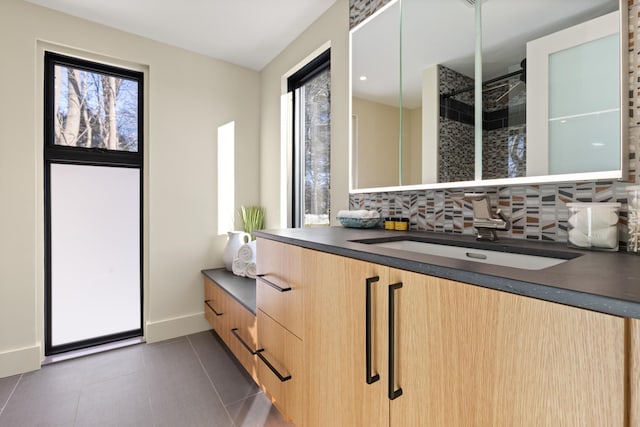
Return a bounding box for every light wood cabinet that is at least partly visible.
[256,238,304,339]
[255,239,306,425]
[204,277,230,344]
[387,268,626,427]
[228,302,259,383]
[203,275,258,383]
[256,309,304,424]
[255,238,636,426]
[302,250,389,427]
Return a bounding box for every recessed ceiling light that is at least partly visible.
[359,76,368,81]
[592,142,605,147]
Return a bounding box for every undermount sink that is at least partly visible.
[352,236,581,270]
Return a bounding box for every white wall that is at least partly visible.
[259,0,349,227]
[0,0,260,377]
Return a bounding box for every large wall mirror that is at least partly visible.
[350,0,627,192]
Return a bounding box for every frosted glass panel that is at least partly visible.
[50,164,140,346]
[549,110,620,174]
[548,34,619,175]
[549,35,619,118]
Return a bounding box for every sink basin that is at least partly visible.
[352,237,580,270]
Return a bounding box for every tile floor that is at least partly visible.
[0,331,294,427]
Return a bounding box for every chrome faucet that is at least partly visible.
[464,193,511,241]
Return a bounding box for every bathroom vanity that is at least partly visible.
[251,227,640,427]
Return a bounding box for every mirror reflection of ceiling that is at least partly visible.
[351,0,618,110]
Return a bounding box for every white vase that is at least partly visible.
[223,231,252,271]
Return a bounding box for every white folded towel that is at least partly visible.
[232,257,247,277]
[568,207,618,231]
[245,262,257,279]
[237,240,256,264]
[568,226,618,249]
[336,209,380,219]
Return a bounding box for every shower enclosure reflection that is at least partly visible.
[350,0,624,191]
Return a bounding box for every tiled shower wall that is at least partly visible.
[349,0,640,245]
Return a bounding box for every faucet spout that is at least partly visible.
[464,194,511,241]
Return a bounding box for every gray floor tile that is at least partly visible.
[75,371,152,426]
[144,338,207,385]
[0,331,288,427]
[82,344,145,387]
[148,373,232,427]
[7,357,89,401]
[0,388,79,427]
[189,331,260,405]
[0,374,20,413]
[226,392,295,427]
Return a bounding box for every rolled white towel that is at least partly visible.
[237,240,256,264]
[232,257,247,277]
[336,209,380,219]
[568,226,618,249]
[245,262,257,279]
[568,207,618,231]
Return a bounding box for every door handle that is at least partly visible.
[257,274,292,292]
[231,328,258,355]
[366,275,380,385]
[204,299,223,316]
[388,282,403,400]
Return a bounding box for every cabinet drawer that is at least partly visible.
[256,239,304,339]
[257,309,304,425]
[228,299,259,383]
[256,275,303,339]
[204,277,230,343]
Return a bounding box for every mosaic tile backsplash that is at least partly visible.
[349,0,640,248]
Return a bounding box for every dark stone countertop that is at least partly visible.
[254,227,640,319]
[201,268,256,315]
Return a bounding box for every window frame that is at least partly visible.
[287,48,331,228]
[43,51,144,355]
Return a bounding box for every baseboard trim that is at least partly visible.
[145,311,210,343]
[0,344,41,378]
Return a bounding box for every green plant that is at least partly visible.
[240,205,265,240]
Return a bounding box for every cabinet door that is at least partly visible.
[303,249,389,427]
[388,269,626,426]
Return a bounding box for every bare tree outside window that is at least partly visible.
[302,69,331,226]
[54,65,138,152]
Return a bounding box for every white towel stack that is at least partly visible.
[336,209,380,219]
[567,203,620,250]
[231,240,257,278]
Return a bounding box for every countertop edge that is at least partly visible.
[201,268,257,316]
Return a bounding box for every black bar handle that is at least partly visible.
[257,275,292,292]
[204,300,223,316]
[231,328,258,355]
[366,275,380,385]
[388,282,403,400]
[256,349,292,382]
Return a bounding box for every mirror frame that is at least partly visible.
[348,0,628,194]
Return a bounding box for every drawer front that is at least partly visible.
[256,239,304,339]
[227,299,259,383]
[204,278,230,343]
[256,275,303,339]
[257,309,304,424]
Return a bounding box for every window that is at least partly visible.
[49,55,140,152]
[44,52,143,355]
[288,49,331,228]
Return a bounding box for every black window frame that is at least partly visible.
[287,48,331,228]
[43,51,144,355]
